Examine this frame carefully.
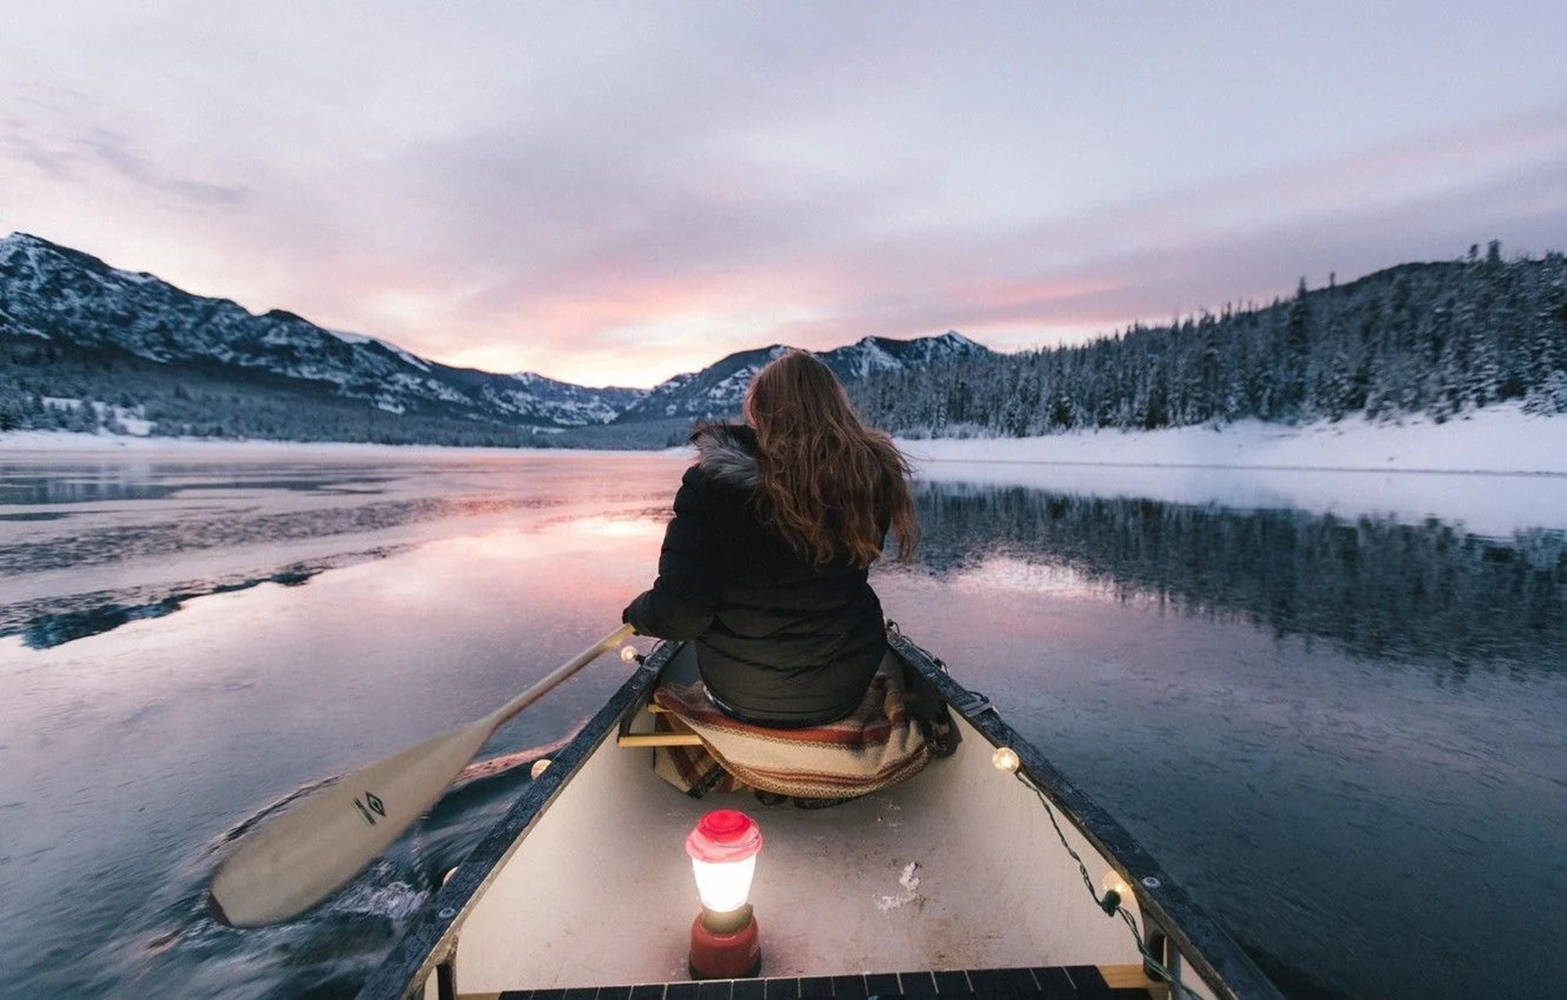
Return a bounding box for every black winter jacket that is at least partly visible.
[622,424,889,726]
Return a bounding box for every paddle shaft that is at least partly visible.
[209,622,636,927]
[484,622,637,730]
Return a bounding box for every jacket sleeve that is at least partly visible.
[622,469,721,640]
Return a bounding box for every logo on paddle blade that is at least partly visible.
[353,791,388,827]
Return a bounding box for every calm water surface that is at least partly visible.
[0,449,1562,999]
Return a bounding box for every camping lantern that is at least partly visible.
[685,809,763,979]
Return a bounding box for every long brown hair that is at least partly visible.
[743,350,917,568]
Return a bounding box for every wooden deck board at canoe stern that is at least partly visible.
[453,963,1167,998]
[450,704,1147,995]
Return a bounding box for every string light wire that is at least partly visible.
[1014,768,1196,1000]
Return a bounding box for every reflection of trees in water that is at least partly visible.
[910,483,1567,673]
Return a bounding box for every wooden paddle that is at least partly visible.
[208,623,637,928]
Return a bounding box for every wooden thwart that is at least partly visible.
[616,731,704,747]
[617,705,704,746]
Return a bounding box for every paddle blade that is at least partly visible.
[209,719,495,928]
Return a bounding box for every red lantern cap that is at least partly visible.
[685,809,763,864]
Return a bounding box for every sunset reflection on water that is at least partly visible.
[0,452,1561,1000]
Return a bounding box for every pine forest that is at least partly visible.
[852,244,1567,438]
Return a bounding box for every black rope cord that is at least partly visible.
[1013,768,1196,1000]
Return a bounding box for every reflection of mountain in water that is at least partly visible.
[910,483,1567,674]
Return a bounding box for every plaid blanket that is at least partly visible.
[650,646,931,800]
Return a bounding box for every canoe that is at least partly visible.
[357,625,1282,1000]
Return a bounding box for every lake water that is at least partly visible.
[0,448,1563,999]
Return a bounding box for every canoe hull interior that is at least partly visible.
[364,632,1275,1000]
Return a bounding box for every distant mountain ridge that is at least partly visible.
[613,332,988,423]
[0,232,990,444]
[0,232,643,430]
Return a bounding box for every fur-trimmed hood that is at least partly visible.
[691,422,759,490]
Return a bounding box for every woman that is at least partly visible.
[622,350,918,728]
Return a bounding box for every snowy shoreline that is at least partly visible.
[0,432,670,461]
[4,403,1565,534]
[895,402,1567,476]
[896,404,1567,535]
[4,401,1564,471]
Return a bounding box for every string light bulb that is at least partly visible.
[991,746,1020,772]
[1099,870,1131,916]
[619,644,639,663]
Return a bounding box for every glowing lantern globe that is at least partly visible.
[685,809,763,980]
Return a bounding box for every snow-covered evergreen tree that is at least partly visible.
[850,247,1567,437]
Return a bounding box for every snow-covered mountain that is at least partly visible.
[614,333,991,423]
[0,233,644,429]
[1,232,992,442]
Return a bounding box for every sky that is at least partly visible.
[3,2,1565,388]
